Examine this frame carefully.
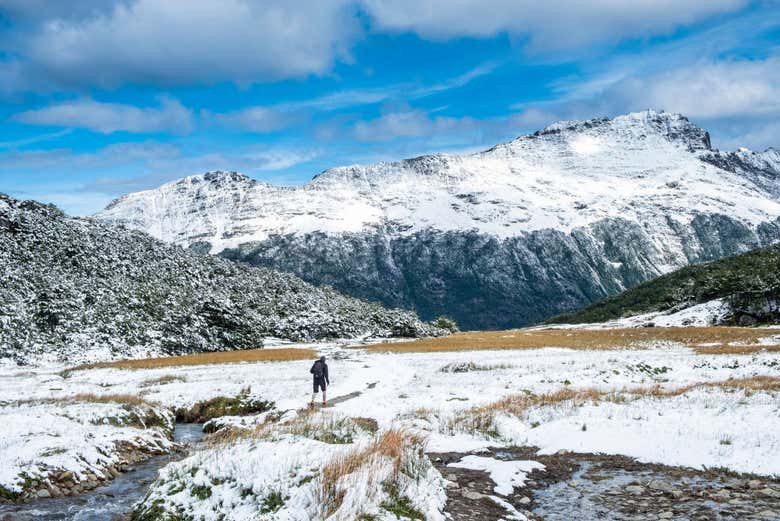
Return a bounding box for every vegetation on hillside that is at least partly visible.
[547,244,780,325]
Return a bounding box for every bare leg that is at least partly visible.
[322,391,327,406]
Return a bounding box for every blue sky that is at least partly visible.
[0,0,778,215]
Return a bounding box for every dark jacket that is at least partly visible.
[310,360,329,384]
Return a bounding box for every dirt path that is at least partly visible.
[431,447,780,521]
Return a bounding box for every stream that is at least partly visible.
[0,423,204,521]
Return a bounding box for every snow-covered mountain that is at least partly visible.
[0,194,441,365]
[96,110,780,329]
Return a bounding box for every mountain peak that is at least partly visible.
[184,170,255,186]
[532,110,711,152]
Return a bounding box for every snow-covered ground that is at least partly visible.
[0,398,174,499]
[542,299,732,329]
[1,334,778,518]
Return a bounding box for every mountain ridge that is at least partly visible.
[95,110,780,329]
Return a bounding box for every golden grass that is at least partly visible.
[449,375,780,435]
[692,344,780,355]
[318,428,426,515]
[70,347,318,371]
[368,327,780,354]
[139,374,187,387]
[70,393,151,406]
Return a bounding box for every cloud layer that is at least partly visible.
[0,0,748,89]
[15,98,194,133]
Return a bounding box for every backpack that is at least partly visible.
[312,361,324,379]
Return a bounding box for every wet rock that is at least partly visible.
[626,485,646,495]
[758,488,780,499]
[712,489,731,501]
[462,490,487,500]
[36,489,51,498]
[659,511,674,519]
[649,480,675,493]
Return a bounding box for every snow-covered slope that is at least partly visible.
[0,194,442,365]
[96,110,780,329]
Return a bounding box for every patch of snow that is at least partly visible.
[448,456,544,495]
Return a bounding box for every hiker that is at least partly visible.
[310,355,330,407]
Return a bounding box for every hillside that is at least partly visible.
[547,244,780,325]
[96,110,780,329]
[0,194,442,365]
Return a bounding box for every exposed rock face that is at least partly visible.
[96,110,780,329]
[0,194,441,365]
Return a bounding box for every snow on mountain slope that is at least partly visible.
[96,110,780,329]
[99,111,779,254]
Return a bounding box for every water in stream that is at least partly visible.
[0,423,204,521]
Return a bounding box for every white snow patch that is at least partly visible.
[448,456,544,495]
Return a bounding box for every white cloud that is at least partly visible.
[362,0,746,50]
[14,98,194,134]
[6,0,358,88]
[511,56,780,150]
[353,109,479,142]
[210,107,303,134]
[605,58,780,119]
[0,141,180,169]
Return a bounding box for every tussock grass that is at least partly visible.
[368,327,779,354]
[70,393,151,406]
[692,344,780,355]
[447,376,780,437]
[69,347,317,371]
[207,409,375,446]
[139,374,187,387]
[317,429,426,516]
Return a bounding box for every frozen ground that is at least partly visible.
[0,331,778,519]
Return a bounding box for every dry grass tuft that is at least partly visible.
[449,376,780,437]
[139,374,187,387]
[70,393,151,406]
[692,344,780,355]
[368,327,780,354]
[69,347,317,371]
[318,429,426,516]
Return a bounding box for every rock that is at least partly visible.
[712,489,730,501]
[518,496,531,505]
[48,485,62,497]
[108,466,120,478]
[36,488,51,498]
[625,485,646,495]
[659,512,673,519]
[748,480,763,489]
[569,480,579,487]
[758,488,780,499]
[462,490,487,501]
[649,480,675,493]
[58,471,73,482]
[756,510,777,519]
[669,490,684,499]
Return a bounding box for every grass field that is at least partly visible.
[366,327,780,354]
[71,347,318,371]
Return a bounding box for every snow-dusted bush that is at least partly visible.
[0,194,445,365]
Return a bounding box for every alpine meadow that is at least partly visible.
[1,2,779,521]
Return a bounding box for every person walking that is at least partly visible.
[310,355,330,407]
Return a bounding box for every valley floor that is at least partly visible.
[1,327,779,520]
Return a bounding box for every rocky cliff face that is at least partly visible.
[0,194,441,364]
[96,110,780,329]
